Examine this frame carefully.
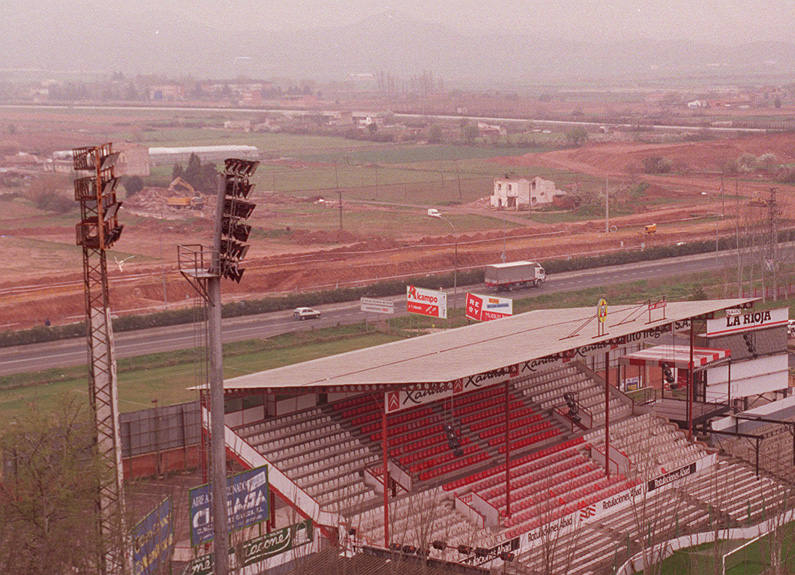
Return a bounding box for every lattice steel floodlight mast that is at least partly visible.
[72,143,129,575]
[178,158,259,575]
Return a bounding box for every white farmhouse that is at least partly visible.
[490,176,562,210]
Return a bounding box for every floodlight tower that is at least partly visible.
[178,158,259,575]
[72,143,128,574]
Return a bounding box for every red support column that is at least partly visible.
[504,381,511,518]
[269,491,275,530]
[382,392,390,549]
[604,351,610,479]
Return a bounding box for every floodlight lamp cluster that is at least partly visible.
[218,157,259,283]
[73,143,123,250]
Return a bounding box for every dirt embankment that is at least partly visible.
[2,133,792,330]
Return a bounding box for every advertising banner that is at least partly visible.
[406,285,447,319]
[240,519,313,567]
[133,497,174,575]
[360,297,394,314]
[466,293,512,321]
[385,364,521,413]
[182,520,312,575]
[189,465,269,546]
[706,307,788,336]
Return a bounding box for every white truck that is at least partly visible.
[485,261,546,291]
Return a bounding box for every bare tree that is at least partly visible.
[0,397,126,573]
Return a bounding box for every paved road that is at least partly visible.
[0,104,772,134]
[1,247,792,376]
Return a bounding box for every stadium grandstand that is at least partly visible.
[196,298,793,574]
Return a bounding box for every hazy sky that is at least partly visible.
[3,0,792,43]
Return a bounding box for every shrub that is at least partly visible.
[642,156,672,174]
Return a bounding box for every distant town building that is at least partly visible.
[687,99,708,109]
[477,122,506,138]
[223,120,252,132]
[490,176,565,210]
[148,84,184,101]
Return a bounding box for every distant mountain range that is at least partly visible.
[1,8,792,85]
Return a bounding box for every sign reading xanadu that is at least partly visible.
[386,365,521,413]
[189,465,269,546]
[406,285,447,319]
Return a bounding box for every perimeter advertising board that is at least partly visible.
[386,364,521,413]
[189,465,269,546]
[482,452,717,568]
[406,285,447,319]
[465,293,512,321]
[182,520,313,575]
[133,497,174,575]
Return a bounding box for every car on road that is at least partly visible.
[293,307,321,320]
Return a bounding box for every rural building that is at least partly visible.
[50,143,149,176]
[223,120,252,132]
[148,145,260,166]
[115,144,150,176]
[148,84,184,101]
[490,176,564,210]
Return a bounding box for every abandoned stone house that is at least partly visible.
[489,176,564,210]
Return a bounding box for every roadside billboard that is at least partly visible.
[465,293,512,321]
[133,497,174,575]
[406,285,447,319]
[360,297,395,314]
[189,465,269,546]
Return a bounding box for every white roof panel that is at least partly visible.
[219,299,752,392]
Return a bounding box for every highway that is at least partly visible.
[1,246,792,376]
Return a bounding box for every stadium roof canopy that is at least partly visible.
[221,298,752,393]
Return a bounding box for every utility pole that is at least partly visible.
[335,162,342,230]
[766,187,779,300]
[456,161,462,202]
[604,176,609,234]
[720,172,725,219]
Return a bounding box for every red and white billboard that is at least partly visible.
[406,285,447,319]
[466,293,513,321]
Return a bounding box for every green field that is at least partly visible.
[656,524,795,575]
[0,327,402,419]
